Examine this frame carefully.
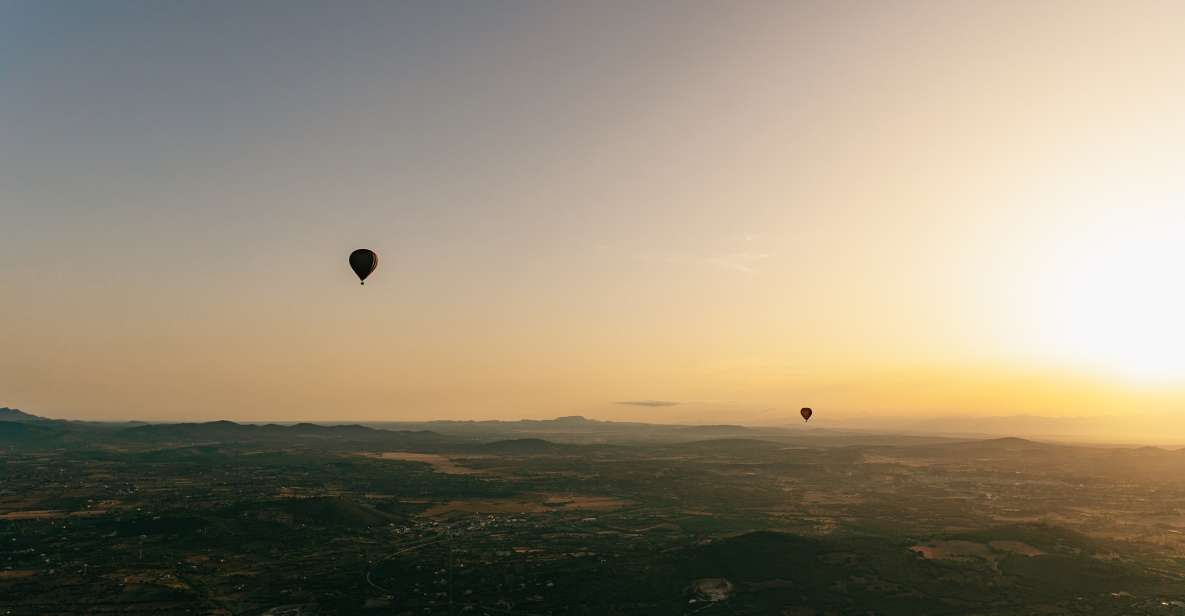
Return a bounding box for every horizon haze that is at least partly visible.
[9,404,1185,448]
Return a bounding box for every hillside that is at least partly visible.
[475,438,564,454]
[119,420,444,447]
[0,407,45,422]
[0,421,63,443]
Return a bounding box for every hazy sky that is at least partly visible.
[3,2,1185,423]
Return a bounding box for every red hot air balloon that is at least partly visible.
[800,407,813,422]
[349,249,378,285]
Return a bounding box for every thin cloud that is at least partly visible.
[615,400,680,407]
[629,234,773,274]
[704,251,771,273]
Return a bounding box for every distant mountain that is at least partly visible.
[0,407,45,422]
[891,436,1065,458]
[550,415,597,424]
[364,415,970,447]
[943,436,1056,452]
[904,415,1109,437]
[826,414,1130,441]
[120,420,444,447]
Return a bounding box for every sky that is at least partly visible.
[3,2,1185,427]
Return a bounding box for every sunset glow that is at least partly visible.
[3,2,1184,429]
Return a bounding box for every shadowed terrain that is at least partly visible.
[4,409,1185,614]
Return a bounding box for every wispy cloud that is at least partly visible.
[644,250,772,274]
[615,400,680,407]
[703,251,771,273]
[625,233,773,274]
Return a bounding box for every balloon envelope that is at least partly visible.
[349,249,378,284]
[800,407,813,422]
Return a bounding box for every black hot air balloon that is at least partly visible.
[349,249,378,285]
[800,407,813,422]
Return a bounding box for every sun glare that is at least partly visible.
[1030,197,1185,383]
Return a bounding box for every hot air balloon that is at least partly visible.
[349,249,378,285]
[800,407,813,422]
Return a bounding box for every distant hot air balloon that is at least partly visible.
[349,249,378,285]
[800,407,813,422]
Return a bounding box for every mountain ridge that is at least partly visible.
[0,407,45,422]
